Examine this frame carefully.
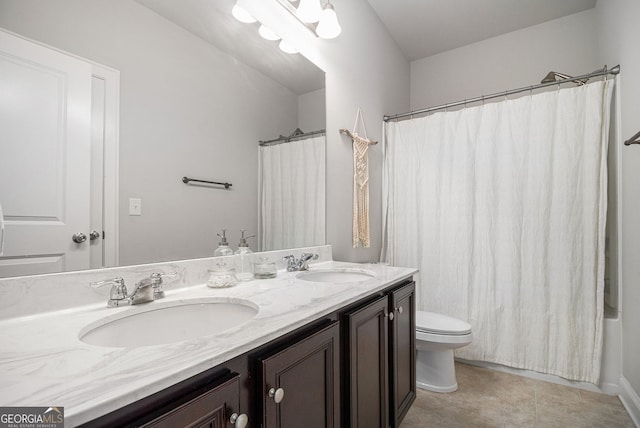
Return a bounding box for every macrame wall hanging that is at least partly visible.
[340,108,378,248]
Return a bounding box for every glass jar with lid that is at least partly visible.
[207,262,238,288]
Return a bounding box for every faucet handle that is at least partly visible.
[90,277,130,307]
[283,255,296,271]
[149,271,177,299]
[300,253,319,270]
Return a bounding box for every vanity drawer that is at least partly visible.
[142,373,243,428]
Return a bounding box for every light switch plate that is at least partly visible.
[129,198,142,216]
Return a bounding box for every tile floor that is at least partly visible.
[401,362,635,427]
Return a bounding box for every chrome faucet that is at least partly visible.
[283,253,319,272]
[90,272,177,307]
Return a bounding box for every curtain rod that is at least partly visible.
[384,65,620,122]
[259,128,326,146]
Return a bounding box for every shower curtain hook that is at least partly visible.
[481,95,485,106]
[504,90,508,101]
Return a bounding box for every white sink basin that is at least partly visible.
[296,268,376,284]
[79,298,258,348]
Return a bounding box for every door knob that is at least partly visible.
[89,230,101,240]
[268,387,285,403]
[72,233,87,243]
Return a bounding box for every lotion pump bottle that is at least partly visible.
[214,229,234,256]
[234,229,255,281]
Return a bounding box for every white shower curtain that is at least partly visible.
[259,134,325,251]
[382,80,614,383]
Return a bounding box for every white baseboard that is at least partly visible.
[619,377,640,427]
[600,381,620,396]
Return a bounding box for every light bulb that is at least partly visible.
[231,4,256,23]
[259,25,280,41]
[297,0,322,23]
[316,2,341,39]
[279,39,298,54]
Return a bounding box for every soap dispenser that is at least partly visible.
[234,229,255,281]
[214,229,234,256]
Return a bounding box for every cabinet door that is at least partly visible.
[261,321,340,428]
[143,374,243,428]
[346,295,389,428]
[390,282,416,427]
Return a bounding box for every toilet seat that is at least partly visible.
[416,311,471,336]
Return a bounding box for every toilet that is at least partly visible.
[415,311,473,393]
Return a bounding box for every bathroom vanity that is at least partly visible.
[0,247,416,427]
[86,279,415,428]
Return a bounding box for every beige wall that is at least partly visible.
[298,88,326,133]
[0,0,299,265]
[410,10,598,110]
[242,0,411,262]
[597,0,640,418]
[0,0,411,265]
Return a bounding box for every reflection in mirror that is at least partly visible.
[0,0,326,278]
[259,129,326,251]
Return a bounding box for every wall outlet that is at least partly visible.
[129,198,142,216]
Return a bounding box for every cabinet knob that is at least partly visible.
[396,306,404,315]
[268,387,285,403]
[385,311,395,321]
[229,412,248,428]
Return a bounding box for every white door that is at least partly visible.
[90,75,106,269]
[0,30,92,277]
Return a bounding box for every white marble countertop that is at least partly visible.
[0,260,415,427]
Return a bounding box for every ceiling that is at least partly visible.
[137,0,325,95]
[365,0,597,61]
[137,0,597,94]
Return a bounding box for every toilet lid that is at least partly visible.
[416,311,472,335]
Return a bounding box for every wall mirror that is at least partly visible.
[0,0,326,278]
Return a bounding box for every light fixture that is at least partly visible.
[258,25,280,41]
[232,4,256,23]
[316,1,341,39]
[279,39,298,54]
[296,0,323,23]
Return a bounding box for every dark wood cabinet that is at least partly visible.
[390,282,416,426]
[259,321,341,428]
[345,295,389,428]
[344,281,416,428]
[142,374,244,428]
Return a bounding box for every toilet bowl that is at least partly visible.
[416,311,472,393]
